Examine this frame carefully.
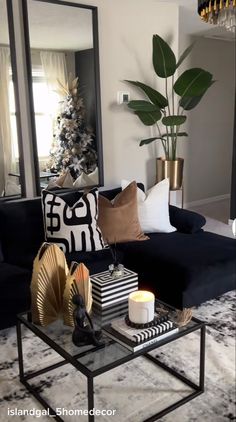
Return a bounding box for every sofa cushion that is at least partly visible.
[0,198,44,268]
[98,182,148,244]
[42,189,104,253]
[66,247,124,275]
[0,188,114,268]
[120,231,236,309]
[169,206,206,234]
[0,240,3,262]
[0,263,31,312]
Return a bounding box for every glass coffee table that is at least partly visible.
[16,301,205,422]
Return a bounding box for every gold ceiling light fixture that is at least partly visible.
[198,0,236,32]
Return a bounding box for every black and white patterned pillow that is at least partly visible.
[41,189,104,253]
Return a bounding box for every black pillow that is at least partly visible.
[169,205,206,234]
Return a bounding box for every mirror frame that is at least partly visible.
[0,0,26,201]
[22,0,104,196]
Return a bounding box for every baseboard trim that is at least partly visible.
[185,193,230,209]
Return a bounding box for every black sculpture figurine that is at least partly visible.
[72,294,104,347]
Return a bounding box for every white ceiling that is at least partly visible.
[27,1,93,51]
[159,0,235,41]
[0,0,234,51]
[0,0,93,51]
[0,0,9,45]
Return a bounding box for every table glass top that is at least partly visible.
[19,301,203,375]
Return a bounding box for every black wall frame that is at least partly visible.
[0,0,26,200]
[21,0,104,196]
[230,89,236,221]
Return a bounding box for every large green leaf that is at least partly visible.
[162,115,186,126]
[125,80,168,108]
[135,110,162,126]
[139,137,164,146]
[174,68,213,97]
[162,132,188,138]
[179,80,215,110]
[152,34,176,78]
[128,100,160,112]
[176,43,195,69]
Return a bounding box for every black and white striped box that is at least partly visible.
[91,268,138,309]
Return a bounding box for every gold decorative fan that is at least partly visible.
[63,262,92,327]
[31,243,69,326]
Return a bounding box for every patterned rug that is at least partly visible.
[0,290,235,422]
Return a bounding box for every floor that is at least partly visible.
[189,198,230,224]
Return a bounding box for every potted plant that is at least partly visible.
[125,34,214,190]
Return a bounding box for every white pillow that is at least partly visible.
[73,167,99,188]
[121,179,176,233]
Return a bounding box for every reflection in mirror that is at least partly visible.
[0,0,22,197]
[25,0,103,191]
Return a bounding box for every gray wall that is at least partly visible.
[184,37,235,204]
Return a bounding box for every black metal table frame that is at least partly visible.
[16,313,205,422]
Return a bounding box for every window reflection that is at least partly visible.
[26,0,101,191]
[32,70,60,160]
[0,0,21,197]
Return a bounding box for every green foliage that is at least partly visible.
[139,137,162,146]
[176,42,195,69]
[162,115,186,126]
[152,35,176,78]
[128,100,161,112]
[125,34,214,160]
[173,68,213,97]
[125,80,168,108]
[135,110,162,126]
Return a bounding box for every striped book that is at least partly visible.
[103,316,179,352]
[90,268,138,309]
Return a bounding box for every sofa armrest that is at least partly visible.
[169,205,206,233]
[0,240,3,263]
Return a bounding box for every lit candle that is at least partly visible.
[128,290,155,324]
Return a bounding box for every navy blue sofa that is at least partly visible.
[0,187,235,330]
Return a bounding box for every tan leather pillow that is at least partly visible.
[98,181,149,244]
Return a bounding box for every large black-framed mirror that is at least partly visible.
[0,0,25,199]
[22,0,103,195]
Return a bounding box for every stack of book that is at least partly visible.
[90,268,138,309]
[103,315,179,352]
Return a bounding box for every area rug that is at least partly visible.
[0,290,235,422]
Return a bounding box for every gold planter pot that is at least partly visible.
[156,157,184,190]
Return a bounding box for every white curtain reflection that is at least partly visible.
[40,51,68,100]
[0,46,18,196]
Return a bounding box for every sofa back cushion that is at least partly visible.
[0,240,4,263]
[0,197,44,268]
[0,187,132,268]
